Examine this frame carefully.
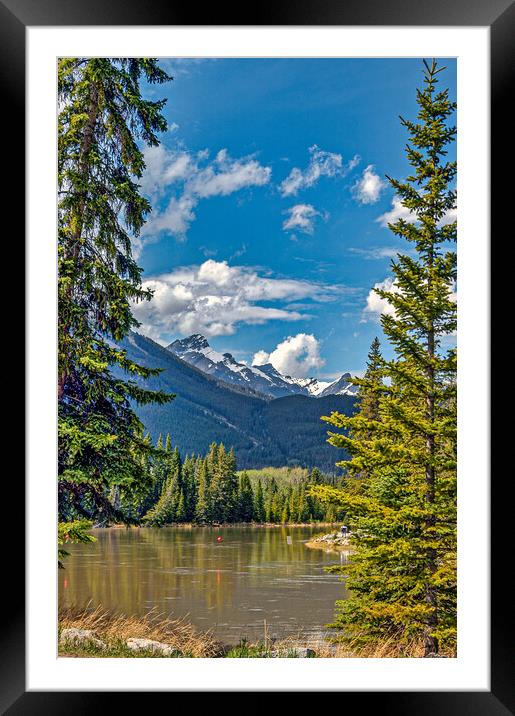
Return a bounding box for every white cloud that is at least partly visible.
[187,149,271,198]
[139,145,272,245]
[364,277,401,319]
[376,197,458,228]
[139,146,195,201]
[145,194,197,239]
[279,145,360,197]
[132,260,341,340]
[441,207,458,226]
[376,197,416,227]
[252,333,325,377]
[352,164,385,204]
[282,204,323,235]
[252,350,270,366]
[363,276,457,321]
[348,246,402,260]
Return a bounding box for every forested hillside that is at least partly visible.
[119,332,355,473]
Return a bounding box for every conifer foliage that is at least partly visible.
[312,60,457,656]
[141,441,338,526]
[58,59,174,536]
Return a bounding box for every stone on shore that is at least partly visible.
[269,647,316,658]
[60,628,107,650]
[308,532,351,547]
[126,637,179,656]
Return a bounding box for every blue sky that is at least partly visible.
[132,57,457,380]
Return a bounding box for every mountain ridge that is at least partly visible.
[167,333,358,399]
[119,331,357,473]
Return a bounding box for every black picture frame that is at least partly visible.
[7,0,509,710]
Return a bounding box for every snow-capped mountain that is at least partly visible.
[318,372,357,397]
[166,334,358,399]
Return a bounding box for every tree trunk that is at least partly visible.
[58,77,100,400]
[424,261,439,656]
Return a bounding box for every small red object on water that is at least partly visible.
[216,536,223,542]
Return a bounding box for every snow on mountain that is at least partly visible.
[318,373,358,397]
[167,334,303,398]
[285,376,332,396]
[167,334,358,400]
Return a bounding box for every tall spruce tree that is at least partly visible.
[142,447,183,526]
[253,480,265,523]
[195,459,212,524]
[358,337,384,424]
[237,472,255,522]
[313,60,457,656]
[344,337,385,492]
[58,59,174,536]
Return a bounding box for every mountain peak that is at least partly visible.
[168,334,209,353]
[166,333,358,399]
[186,333,209,347]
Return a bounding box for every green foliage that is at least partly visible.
[58,59,174,528]
[315,60,457,656]
[253,480,265,522]
[237,472,255,522]
[133,438,340,525]
[58,520,96,568]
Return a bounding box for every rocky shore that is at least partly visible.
[304,531,353,552]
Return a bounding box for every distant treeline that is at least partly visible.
[104,436,346,526]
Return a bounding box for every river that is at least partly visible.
[58,525,349,643]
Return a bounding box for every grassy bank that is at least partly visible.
[58,607,453,658]
[58,606,220,658]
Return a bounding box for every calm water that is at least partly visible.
[58,526,349,643]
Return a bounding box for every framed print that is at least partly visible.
[6,0,510,709]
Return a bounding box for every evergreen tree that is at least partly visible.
[296,485,309,523]
[265,478,278,523]
[209,444,239,522]
[345,338,386,492]
[142,446,182,525]
[237,472,255,522]
[253,480,265,523]
[280,497,290,524]
[358,337,384,424]
[195,459,212,524]
[288,486,298,524]
[224,448,240,521]
[151,434,172,503]
[308,467,323,485]
[58,59,174,534]
[168,447,183,516]
[314,60,457,656]
[175,491,187,522]
[181,456,197,521]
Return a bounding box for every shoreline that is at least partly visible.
[304,539,353,553]
[304,530,354,552]
[57,607,452,658]
[96,521,341,530]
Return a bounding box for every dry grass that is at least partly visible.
[58,606,455,659]
[270,627,456,658]
[59,604,221,658]
[323,633,456,658]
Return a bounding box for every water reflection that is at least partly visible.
[59,526,348,642]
